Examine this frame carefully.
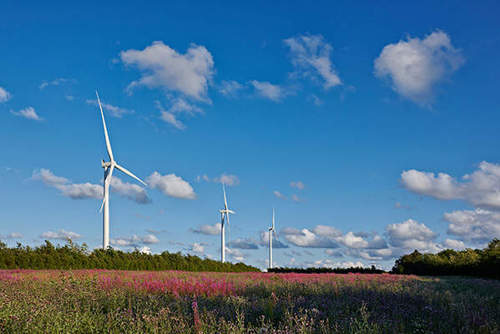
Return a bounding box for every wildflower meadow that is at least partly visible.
[0,270,498,333]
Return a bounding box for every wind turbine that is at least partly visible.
[268,208,278,269]
[219,184,235,263]
[96,91,147,249]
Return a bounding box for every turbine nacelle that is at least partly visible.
[101,160,112,168]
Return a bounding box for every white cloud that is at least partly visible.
[226,247,245,262]
[443,238,466,250]
[120,41,214,101]
[214,173,240,186]
[39,78,76,90]
[281,227,339,248]
[0,86,11,102]
[86,99,134,118]
[284,34,342,89]
[290,181,305,190]
[33,169,102,199]
[11,107,42,121]
[402,162,500,209]
[111,234,159,247]
[155,99,203,130]
[444,208,500,244]
[401,169,459,200]
[190,242,205,254]
[386,219,439,252]
[219,80,244,97]
[147,171,196,199]
[191,223,221,236]
[291,194,301,202]
[32,169,150,203]
[110,177,151,204]
[139,246,152,254]
[41,229,81,240]
[259,231,289,248]
[228,238,259,250]
[273,190,286,200]
[325,249,343,257]
[374,30,464,105]
[250,80,285,102]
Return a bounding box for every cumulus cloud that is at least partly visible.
[259,231,289,248]
[190,223,221,235]
[120,41,214,101]
[401,161,500,209]
[111,177,151,204]
[444,209,500,244]
[226,247,245,262]
[250,80,286,102]
[41,229,81,240]
[0,86,11,102]
[374,30,464,105]
[325,249,344,257]
[386,219,439,252]
[281,227,339,248]
[219,80,244,97]
[284,34,342,89]
[290,181,305,190]
[111,234,159,247]
[86,99,134,118]
[138,246,152,254]
[32,169,150,203]
[228,238,259,250]
[11,107,43,121]
[147,171,196,199]
[190,242,205,254]
[443,238,466,250]
[155,99,203,130]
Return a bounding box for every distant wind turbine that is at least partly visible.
[268,208,278,269]
[96,91,147,249]
[219,184,235,263]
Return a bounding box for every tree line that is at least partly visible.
[269,266,385,274]
[0,240,259,272]
[391,238,499,279]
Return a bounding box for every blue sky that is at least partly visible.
[1,1,500,269]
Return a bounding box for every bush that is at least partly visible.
[392,238,499,279]
[0,240,259,272]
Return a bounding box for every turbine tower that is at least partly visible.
[268,208,278,269]
[96,91,147,249]
[219,184,235,263]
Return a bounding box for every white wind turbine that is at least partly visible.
[268,208,278,269]
[219,184,235,263]
[96,91,147,249]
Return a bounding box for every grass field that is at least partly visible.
[0,270,499,333]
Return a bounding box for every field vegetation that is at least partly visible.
[1,270,499,333]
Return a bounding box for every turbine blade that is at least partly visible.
[225,211,230,226]
[96,91,114,162]
[115,163,147,186]
[272,208,275,230]
[223,183,228,210]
